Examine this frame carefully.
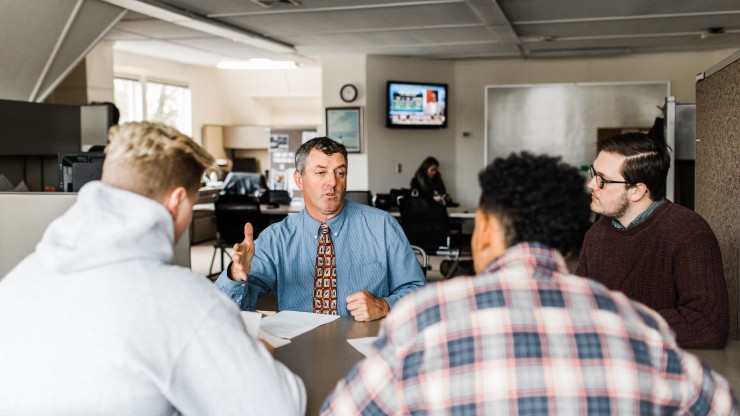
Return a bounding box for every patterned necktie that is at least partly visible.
[313,223,338,314]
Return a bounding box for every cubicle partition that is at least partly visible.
[0,193,190,280]
[695,50,740,340]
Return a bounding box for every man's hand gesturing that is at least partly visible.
[229,223,255,281]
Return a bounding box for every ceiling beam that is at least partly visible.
[100,0,296,53]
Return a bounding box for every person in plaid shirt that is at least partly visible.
[321,152,738,415]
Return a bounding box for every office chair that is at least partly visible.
[389,188,411,208]
[260,189,292,206]
[399,196,460,279]
[209,193,269,276]
[410,245,429,278]
[372,193,392,211]
[345,190,373,205]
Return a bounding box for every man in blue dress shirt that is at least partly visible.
[215,137,426,321]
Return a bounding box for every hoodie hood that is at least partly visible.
[35,182,175,274]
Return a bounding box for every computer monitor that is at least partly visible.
[221,172,267,196]
[57,152,105,192]
[231,157,259,173]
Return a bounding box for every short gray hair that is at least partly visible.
[295,137,348,174]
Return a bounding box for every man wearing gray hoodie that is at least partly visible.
[0,122,306,415]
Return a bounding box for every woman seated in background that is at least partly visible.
[410,156,455,206]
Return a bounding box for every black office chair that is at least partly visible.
[399,196,460,279]
[345,190,373,205]
[209,193,270,276]
[389,188,411,208]
[372,193,392,211]
[260,189,292,206]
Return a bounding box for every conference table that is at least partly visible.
[273,316,381,415]
[271,318,740,416]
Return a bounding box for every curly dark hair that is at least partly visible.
[478,152,592,255]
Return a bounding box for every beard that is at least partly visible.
[592,191,630,220]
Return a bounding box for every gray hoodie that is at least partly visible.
[0,182,305,415]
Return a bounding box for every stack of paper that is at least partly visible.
[240,310,340,349]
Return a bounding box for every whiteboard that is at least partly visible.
[484,81,670,168]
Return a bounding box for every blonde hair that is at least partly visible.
[102,122,215,199]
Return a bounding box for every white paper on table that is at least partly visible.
[347,337,378,357]
[240,311,262,338]
[259,330,291,349]
[260,310,340,339]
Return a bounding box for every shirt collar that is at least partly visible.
[611,198,665,229]
[301,202,349,238]
[482,241,568,277]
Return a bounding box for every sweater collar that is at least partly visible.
[612,198,665,229]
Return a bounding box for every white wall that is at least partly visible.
[0,193,190,280]
[85,42,116,103]
[321,55,369,191]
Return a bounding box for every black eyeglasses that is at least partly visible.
[589,165,634,189]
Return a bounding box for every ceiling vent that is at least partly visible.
[250,0,302,8]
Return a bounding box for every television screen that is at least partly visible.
[387,81,448,128]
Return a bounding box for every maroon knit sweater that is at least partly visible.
[576,201,729,349]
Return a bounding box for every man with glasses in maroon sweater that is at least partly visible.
[577,132,728,349]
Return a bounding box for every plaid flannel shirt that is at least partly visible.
[322,242,738,415]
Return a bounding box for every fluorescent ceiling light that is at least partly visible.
[217,59,297,70]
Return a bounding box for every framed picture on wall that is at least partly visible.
[325,107,362,153]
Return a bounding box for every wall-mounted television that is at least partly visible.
[386,81,448,129]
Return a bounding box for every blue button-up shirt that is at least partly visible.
[215,201,426,315]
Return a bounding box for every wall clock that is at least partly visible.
[340,83,358,103]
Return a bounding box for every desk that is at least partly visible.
[390,205,475,221]
[260,203,303,216]
[193,203,302,216]
[391,206,476,246]
[688,340,740,393]
[274,317,380,416]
